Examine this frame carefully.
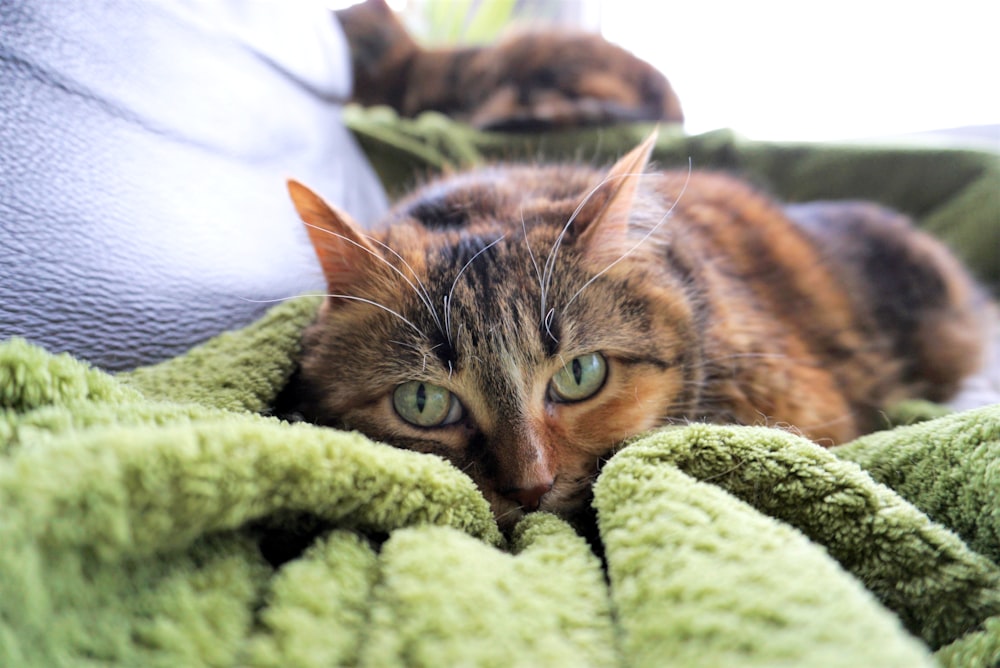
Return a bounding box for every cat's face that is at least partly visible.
[288,135,700,530]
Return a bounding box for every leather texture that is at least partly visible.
[1,0,388,370]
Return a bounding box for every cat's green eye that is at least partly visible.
[393,381,465,428]
[549,353,607,403]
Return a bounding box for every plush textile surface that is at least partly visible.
[2,297,998,667]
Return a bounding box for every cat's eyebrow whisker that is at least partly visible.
[519,210,544,289]
[540,171,646,316]
[389,339,422,353]
[442,295,451,349]
[543,308,558,344]
[301,222,442,338]
[364,233,444,337]
[520,207,546,325]
[389,339,436,374]
[320,293,426,337]
[561,161,693,314]
[238,294,313,304]
[445,235,506,345]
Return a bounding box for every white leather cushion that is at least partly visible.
[0,0,388,369]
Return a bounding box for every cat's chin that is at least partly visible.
[491,502,554,534]
[494,498,603,557]
[494,508,526,535]
[489,498,530,534]
[491,490,596,536]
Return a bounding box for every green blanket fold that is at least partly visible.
[2,298,998,667]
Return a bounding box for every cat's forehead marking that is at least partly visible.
[400,171,511,229]
[406,193,469,229]
[427,233,543,348]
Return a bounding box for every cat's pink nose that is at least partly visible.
[505,480,554,512]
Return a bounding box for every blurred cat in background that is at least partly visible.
[335,0,683,130]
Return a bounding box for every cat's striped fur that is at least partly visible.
[280,134,989,530]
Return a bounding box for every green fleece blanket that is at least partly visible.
[2,296,999,667]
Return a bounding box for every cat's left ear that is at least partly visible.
[574,129,658,263]
[287,180,382,293]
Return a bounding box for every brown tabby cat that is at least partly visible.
[335,0,683,130]
[280,133,989,531]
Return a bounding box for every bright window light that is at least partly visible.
[599,0,999,142]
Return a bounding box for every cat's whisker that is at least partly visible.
[543,308,558,344]
[445,235,506,346]
[541,178,599,317]
[303,222,440,336]
[789,411,856,434]
[697,459,749,483]
[365,234,444,337]
[389,339,440,374]
[319,293,425,337]
[494,505,524,524]
[663,412,698,427]
[520,208,547,327]
[562,161,692,313]
[521,209,544,291]
[442,295,451,347]
[238,294,321,304]
[540,171,646,319]
[389,339,422,354]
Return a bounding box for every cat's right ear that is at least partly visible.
[574,129,658,265]
[287,180,381,292]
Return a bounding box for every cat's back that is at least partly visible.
[785,200,991,401]
[643,171,990,421]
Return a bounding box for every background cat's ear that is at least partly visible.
[287,180,382,292]
[574,129,658,263]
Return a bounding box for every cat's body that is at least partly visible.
[335,0,683,130]
[281,135,989,531]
